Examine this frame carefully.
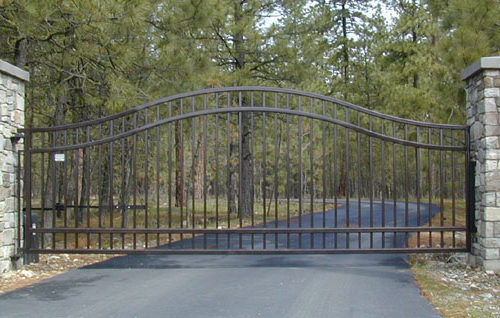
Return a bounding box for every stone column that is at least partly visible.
[0,60,29,273]
[462,56,500,271]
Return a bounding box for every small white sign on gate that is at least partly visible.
[54,153,65,162]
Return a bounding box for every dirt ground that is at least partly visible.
[0,254,119,295]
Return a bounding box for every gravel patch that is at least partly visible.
[411,253,500,317]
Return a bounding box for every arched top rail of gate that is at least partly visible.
[22,86,468,152]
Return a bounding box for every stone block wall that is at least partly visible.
[0,60,28,273]
[463,56,500,271]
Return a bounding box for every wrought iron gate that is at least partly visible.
[20,87,472,254]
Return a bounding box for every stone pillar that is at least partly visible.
[0,60,29,273]
[462,56,500,271]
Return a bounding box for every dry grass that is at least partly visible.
[407,199,467,249]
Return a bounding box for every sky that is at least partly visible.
[261,1,396,30]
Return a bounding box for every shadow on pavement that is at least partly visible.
[82,252,410,270]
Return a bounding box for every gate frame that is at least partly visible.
[19,86,472,256]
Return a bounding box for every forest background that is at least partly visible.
[0,0,499,129]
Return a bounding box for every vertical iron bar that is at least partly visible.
[24,130,32,253]
[428,128,433,247]
[62,131,68,249]
[203,95,208,249]
[74,129,80,249]
[466,127,473,251]
[156,106,161,247]
[238,92,243,249]
[145,110,149,248]
[16,150,21,253]
[393,122,397,247]
[121,117,126,249]
[357,113,362,249]
[439,129,445,248]
[191,96,196,248]
[109,121,114,249]
[309,98,314,248]
[322,101,327,249]
[416,127,421,247]
[226,93,231,249]
[97,125,103,249]
[86,126,91,249]
[404,125,409,246]
[179,100,184,248]
[132,114,138,249]
[215,94,220,248]
[40,134,45,249]
[251,93,255,250]
[298,96,303,248]
[274,93,279,249]
[381,121,386,248]
[251,92,255,249]
[286,95,291,248]
[51,132,57,249]
[451,130,456,247]
[345,109,350,249]
[262,99,267,249]
[333,104,338,248]
[167,104,172,248]
[369,117,373,248]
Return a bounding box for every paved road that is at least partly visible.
[0,202,440,318]
[160,201,441,250]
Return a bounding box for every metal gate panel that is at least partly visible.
[20,87,471,254]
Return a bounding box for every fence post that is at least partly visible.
[0,60,29,273]
[462,56,500,271]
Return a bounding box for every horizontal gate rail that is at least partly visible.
[25,107,467,153]
[21,86,468,133]
[30,226,467,234]
[26,205,146,211]
[21,86,471,255]
[25,248,468,255]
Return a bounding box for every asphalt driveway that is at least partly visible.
[0,202,440,318]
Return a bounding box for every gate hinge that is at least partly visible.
[10,254,22,261]
[10,134,24,144]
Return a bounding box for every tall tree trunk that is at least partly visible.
[234,1,254,218]
[341,0,349,100]
[194,118,205,200]
[14,38,27,68]
[99,153,110,218]
[116,138,133,228]
[227,142,237,214]
[239,109,254,217]
[77,148,90,226]
[175,121,184,207]
[412,28,419,88]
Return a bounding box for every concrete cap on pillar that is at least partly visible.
[461,56,500,81]
[0,59,30,82]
